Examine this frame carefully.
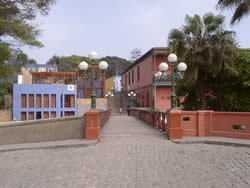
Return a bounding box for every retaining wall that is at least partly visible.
[0,110,12,122]
[0,116,85,145]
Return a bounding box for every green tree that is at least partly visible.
[217,0,250,24]
[0,0,55,75]
[169,13,237,110]
[207,49,250,112]
[47,55,90,72]
[0,0,55,47]
[129,48,142,62]
[0,43,12,80]
[101,56,131,78]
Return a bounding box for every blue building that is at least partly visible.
[13,84,77,121]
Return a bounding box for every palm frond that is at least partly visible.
[231,2,250,24]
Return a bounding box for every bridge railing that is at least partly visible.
[131,108,168,136]
[99,108,112,129]
[85,108,112,140]
[131,108,250,140]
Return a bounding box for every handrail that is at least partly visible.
[130,108,168,136]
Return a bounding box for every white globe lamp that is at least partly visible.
[177,62,187,72]
[168,53,177,63]
[79,61,88,70]
[98,61,108,70]
[159,62,169,72]
[88,51,98,60]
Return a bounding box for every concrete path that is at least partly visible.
[0,115,250,188]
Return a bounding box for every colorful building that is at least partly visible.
[13,84,77,121]
[121,47,177,109]
[105,77,114,93]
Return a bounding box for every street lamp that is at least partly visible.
[157,53,187,109]
[79,51,108,109]
[105,92,114,108]
[128,91,136,106]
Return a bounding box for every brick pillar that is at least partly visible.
[197,111,213,137]
[84,110,100,140]
[167,109,182,140]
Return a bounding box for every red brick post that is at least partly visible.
[84,110,100,140]
[167,109,182,140]
[197,111,213,137]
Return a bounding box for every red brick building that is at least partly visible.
[121,47,175,109]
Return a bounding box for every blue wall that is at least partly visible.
[13,84,77,121]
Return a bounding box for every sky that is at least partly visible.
[23,0,250,64]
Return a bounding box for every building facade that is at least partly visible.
[121,47,175,109]
[24,64,58,73]
[113,75,121,92]
[13,84,77,121]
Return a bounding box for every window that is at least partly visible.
[51,94,56,108]
[36,112,41,120]
[146,92,149,107]
[137,66,140,82]
[132,69,134,84]
[51,112,56,118]
[44,112,49,119]
[29,94,34,108]
[21,94,26,108]
[65,111,75,116]
[29,112,34,120]
[36,94,41,108]
[21,112,26,121]
[129,72,131,85]
[64,95,75,108]
[125,74,127,87]
[44,94,49,108]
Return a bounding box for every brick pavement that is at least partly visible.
[0,116,249,188]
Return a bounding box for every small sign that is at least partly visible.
[68,85,75,91]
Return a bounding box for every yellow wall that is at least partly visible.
[105,77,114,93]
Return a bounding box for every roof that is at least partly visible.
[121,47,169,75]
[24,64,57,68]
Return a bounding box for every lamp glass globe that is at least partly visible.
[88,51,98,60]
[177,62,187,72]
[159,62,169,72]
[79,61,88,70]
[168,53,177,62]
[99,61,108,70]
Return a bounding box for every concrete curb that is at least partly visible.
[172,140,250,148]
[0,139,98,153]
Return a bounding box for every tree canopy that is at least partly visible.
[169,13,237,110]
[217,0,250,24]
[46,55,131,78]
[129,48,142,62]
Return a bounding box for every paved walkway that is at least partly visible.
[0,115,250,188]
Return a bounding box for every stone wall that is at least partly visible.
[0,116,85,145]
[0,110,12,122]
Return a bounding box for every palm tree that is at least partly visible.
[168,13,237,110]
[217,0,250,24]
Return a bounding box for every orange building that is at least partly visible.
[121,47,182,109]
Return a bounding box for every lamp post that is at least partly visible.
[156,54,187,109]
[128,91,136,106]
[105,92,114,108]
[79,51,108,109]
